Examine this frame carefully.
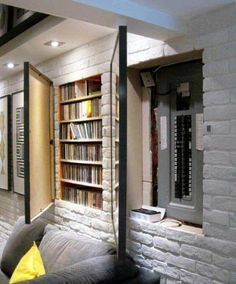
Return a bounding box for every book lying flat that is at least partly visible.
[130,208,161,222]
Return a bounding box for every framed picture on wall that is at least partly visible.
[0,5,9,37]
[13,8,34,27]
[0,96,9,190]
[12,91,24,195]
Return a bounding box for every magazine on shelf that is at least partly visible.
[130,205,166,223]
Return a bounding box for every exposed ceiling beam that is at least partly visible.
[0,0,186,40]
[74,0,185,33]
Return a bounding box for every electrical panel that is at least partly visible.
[157,60,203,224]
[174,115,192,200]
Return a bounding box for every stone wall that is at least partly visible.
[0,3,236,282]
[0,33,118,245]
[126,4,236,283]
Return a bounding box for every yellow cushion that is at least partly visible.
[9,242,45,284]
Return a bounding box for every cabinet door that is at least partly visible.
[24,62,54,223]
[110,26,127,260]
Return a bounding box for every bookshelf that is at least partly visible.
[59,76,103,209]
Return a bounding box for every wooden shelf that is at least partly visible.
[60,159,102,165]
[61,179,103,189]
[60,93,101,104]
[59,75,105,209]
[60,117,102,124]
[60,199,102,210]
[60,139,102,143]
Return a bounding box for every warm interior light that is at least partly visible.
[51,41,59,47]
[44,40,65,48]
[7,62,15,69]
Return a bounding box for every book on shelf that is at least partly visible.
[130,206,166,223]
[86,100,92,118]
[62,99,101,120]
[75,81,86,98]
[87,78,101,95]
[59,75,104,210]
[60,121,102,140]
[63,186,102,208]
[61,78,101,102]
[61,143,102,161]
[70,123,77,139]
[62,164,102,184]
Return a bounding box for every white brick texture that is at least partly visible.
[127,4,236,283]
[0,4,236,283]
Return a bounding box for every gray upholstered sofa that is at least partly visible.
[0,217,160,283]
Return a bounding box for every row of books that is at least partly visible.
[115,166,119,184]
[116,97,119,117]
[116,121,119,139]
[63,186,102,208]
[61,98,101,120]
[62,164,102,184]
[116,145,119,161]
[61,79,101,101]
[61,143,102,161]
[60,121,102,140]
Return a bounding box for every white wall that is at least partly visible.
[0,33,118,245]
[0,3,236,282]
[126,3,236,283]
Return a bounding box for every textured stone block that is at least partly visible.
[142,245,166,261]
[204,151,230,165]
[203,209,229,226]
[152,259,167,275]
[196,262,229,282]
[203,179,230,195]
[153,236,180,254]
[213,196,236,212]
[180,269,212,284]
[127,240,142,253]
[129,230,153,246]
[203,60,228,77]
[203,89,231,106]
[181,244,212,263]
[167,254,196,272]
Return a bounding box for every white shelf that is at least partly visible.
[60,139,102,143]
[60,159,102,165]
[60,117,102,124]
[61,179,103,189]
[60,93,101,104]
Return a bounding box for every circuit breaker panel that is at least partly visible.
[174,115,192,200]
[157,60,203,225]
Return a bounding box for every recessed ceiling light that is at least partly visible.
[4,62,19,69]
[51,41,59,47]
[44,40,65,48]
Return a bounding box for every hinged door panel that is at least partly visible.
[24,62,54,223]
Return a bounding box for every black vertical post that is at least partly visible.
[24,62,30,224]
[7,95,11,192]
[118,26,127,261]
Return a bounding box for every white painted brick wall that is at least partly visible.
[126,4,236,283]
[0,3,236,282]
[0,33,117,245]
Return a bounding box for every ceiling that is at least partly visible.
[0,18,114,80]
[130,0,234,20]
[0,0,234,80]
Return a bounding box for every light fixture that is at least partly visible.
[4,62,19,69]
[51,41,59,47]
[44,40,65,48]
